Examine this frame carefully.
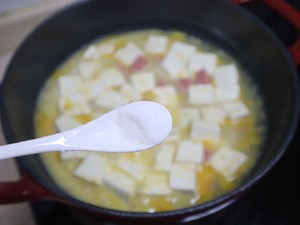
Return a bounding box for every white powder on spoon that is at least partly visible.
[64,101,173,152]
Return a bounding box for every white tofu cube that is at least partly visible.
[55,114,82,132]
[215,84,240,102]
[162,49,186,79]
[214,64,239,87]
[95,68,125,88]
[116,158,149,181]
[80,79,100,100]
[190,121,221,141]
[188,53,217,74]
[120,83,142,102]
[201,105,228,124]
[94,89,130,109]
[78,60,101,79]
[169,41,197,62]
[74,154,111,186]
[169,163,196,191]
[58,92,91,115]
[58,75,82,97]
[176,140,204,164]
[83,73,124,101]
[103,169,136,199]
[144,35,169,55]
[223,101,250,120]
[60,151,88,160]
[82,45,99,60]
[130,71,156,93]
[188,84,216,105]
[140,173,171,195]
[210,147,247,181]
[153,85,178,105]
[154,144,176,172]
[180,107,201,128]
[114,42,143,66]
[98,43,115,55]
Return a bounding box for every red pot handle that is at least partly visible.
[232,0,300,65]
[0,174,60,204]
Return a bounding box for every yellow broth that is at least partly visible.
[35,30,265,212]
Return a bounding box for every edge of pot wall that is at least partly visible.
[0,0,77,224]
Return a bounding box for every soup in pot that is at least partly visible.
[35,30,265,212]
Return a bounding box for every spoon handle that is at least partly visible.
[0,133,65,160]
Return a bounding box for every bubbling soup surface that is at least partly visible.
[35,30,265,212]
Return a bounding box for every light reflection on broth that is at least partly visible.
[35,30,265,212]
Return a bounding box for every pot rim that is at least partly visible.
[1,0,300,221]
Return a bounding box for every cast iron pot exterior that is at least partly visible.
[0,0,299,224]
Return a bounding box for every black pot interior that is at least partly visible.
[0,0,299,222]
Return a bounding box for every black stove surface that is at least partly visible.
[31,1,300,224]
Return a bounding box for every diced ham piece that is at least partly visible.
[132,56,148,71]
[195,70,210,84]
[178,78,193,95]
[204,149,213,163]
[156,80,167,87]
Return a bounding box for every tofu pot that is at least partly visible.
[0,0,299,224]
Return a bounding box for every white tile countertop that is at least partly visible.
[0,1,76,224]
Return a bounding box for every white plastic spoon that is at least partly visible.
[0,101,172,160]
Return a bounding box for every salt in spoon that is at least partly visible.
[0,101,172,160]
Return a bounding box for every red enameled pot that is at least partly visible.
[0,0,299,224]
